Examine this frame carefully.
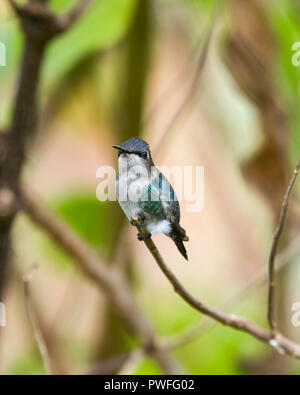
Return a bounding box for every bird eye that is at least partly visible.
[141,151,147,159]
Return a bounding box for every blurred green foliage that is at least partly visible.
[0,0,138,126]
[9,351,44,375]
[268,0,300,162]
[2,0,300,375]
[39,192,109,269]
[44,0,138,85]
[53,193,109,247]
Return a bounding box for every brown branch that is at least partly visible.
[0,1,47,298]
[21,187,180,374]
[23,264,53,375]
[117,349,145,375]
[85,351,132,375]
[85,228,300,370]
[165,230,300,350]
[267,157,300,335]
[56,0,95,32]
[0,0,95,298]
[130,216,300,360]
[4,0,178,374]
[152,22,213,156]
[143,26,210,128]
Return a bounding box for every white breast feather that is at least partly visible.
[146,220,171,235]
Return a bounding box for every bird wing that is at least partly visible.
[140,171,180,223]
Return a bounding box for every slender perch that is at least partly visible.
[267,157,300,335]
[131,203,300,359]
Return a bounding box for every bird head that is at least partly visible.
[113,138,153,167]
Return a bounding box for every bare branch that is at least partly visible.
[118,349,145,375]
[7,0,19,12]
[268,157,300,334]
[21,187,181,374]
[130,216,300,359]
[0,1,48,298]
[152,24,213,156]
[0,0,95,300]
[23,264,53,375]
[166,230,300,350]
[85,227,300,371]
[56,0,95,32]
[85,352,132,375]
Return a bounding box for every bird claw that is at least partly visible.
[137,232,151,241]
[130,216,144,226]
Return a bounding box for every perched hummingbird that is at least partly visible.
[113,137,189,260]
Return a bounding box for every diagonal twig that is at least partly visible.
[0,0,96,300]
[130,191,300,360]
[23,264,53,375]
[117,349,145,375]
[267,157,300,335]
[152,22,213,157]
[21,187,181,375]
[166,227,300,350]
[56,0,95,31]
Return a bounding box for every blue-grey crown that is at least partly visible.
[120,137,150,152]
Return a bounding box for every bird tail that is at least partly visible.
[170,223,189,261]
[174,238,188,261]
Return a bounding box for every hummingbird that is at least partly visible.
[113,137,189,260]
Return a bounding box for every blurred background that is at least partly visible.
[1,0,300,375]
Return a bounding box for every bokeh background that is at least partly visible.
[1,0,300,375]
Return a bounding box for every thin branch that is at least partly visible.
[20,176,300,362]
[267,157,300,334]
[130,215,300,359]
[109,230,300,370]
[7,0,19,12]
[118,349,145,375]
[0,0,96,301]
[23,264,52,375]
[4,0,178,375]
[165,229,300,350]
[21,187,180,375]
[111,228,300,372]
[1,0,48,299]
[56,0,95,32]
[85,352,132,375]
[142,26,210,128]
[152,22,213,156]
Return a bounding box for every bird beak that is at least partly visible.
[112,145,130,154]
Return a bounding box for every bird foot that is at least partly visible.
[130,215,144,227]
[137,232,151,241]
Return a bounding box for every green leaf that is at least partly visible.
[43,0,138,85]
